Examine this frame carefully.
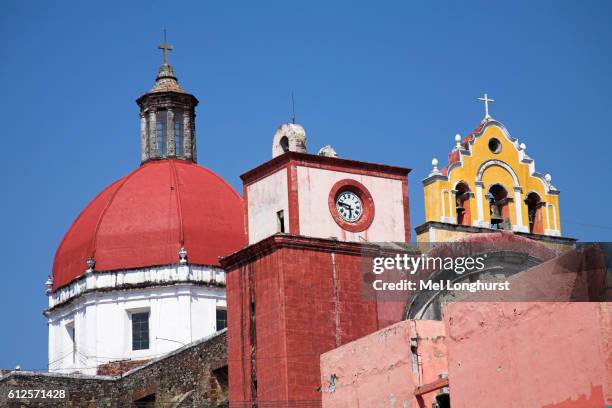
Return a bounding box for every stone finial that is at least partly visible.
[454,134,462,150]
[272,123,307,158]
[318,145,338,158]
[86,257,95,274]
[45,276,53,294]
[520,143,526,150]
[430,158,441,176]
[179,246,188,264]
[544,173,558,192]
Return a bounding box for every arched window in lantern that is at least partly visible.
[454,181,471,226]
[156,110,168,157]
[174,110,184,157]
[487,184,511,230]
[525,192,545,234]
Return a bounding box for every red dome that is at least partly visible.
[53,160,246,290]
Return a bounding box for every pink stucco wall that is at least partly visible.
[297,166,407,242]
[320,320,447,408]
[246,167,289,244]
[444,302,612,408]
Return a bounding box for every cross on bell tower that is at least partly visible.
[478,93,495,120]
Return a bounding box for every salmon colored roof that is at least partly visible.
[442,122,486,171]
[52,159,246,290]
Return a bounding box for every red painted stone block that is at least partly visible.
[223,235,403,406]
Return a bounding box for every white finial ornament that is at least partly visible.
[520,143,526,150]
[545,173,552,183]
[430,158,441,176]
[86,257,95,273]
[179,246,188,264]
[318,145,338,157]
[45,276,53,294]
[478,93,495,120]
[454,134,462,150]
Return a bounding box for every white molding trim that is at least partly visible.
[512,225,529,233]
[513,187,525,229]
[476,159,520,187]
[448,190,454,223]
[475,182,484,224]
[48,264,225,310]
[549,203,559,231]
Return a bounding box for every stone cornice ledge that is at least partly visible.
[415,221,576,244]
[47,264,225,313]
[219,233,413,270]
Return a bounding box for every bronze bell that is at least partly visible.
[527,207,536,224]
[455,193,466,212]
[490,202,503,225]
[490,214,504,225]
[456,201,465,213]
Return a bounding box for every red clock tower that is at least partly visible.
[221,123,411,407]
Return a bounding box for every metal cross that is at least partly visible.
[478,93,495,119]
[158,29,173,65]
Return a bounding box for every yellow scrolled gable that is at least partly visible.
[421,119,562,238]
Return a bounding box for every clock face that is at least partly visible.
[336,191,363,222]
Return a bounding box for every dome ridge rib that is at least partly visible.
[90,164,147,261]
[168,160,185,246]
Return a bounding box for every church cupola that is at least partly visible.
[136,38,199,164]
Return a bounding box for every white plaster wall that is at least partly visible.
[48,266,226,375]
[296,166,406,242]
[247,168,289,244]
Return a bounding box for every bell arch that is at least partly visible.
[487,184,511,229]
[525,191,545,234]
[454,181,472,226]
[474,160,526,230]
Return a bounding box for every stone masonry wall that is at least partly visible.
[0,330,228,408]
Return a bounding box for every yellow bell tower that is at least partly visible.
[415,94,575,251]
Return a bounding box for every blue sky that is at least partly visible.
[0,0,611,370]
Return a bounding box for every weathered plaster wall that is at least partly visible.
[296,166,406,242]
[225,237,398,406]
[444,302,612,408]
[246,167,289,244]
[320,320,447,408]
